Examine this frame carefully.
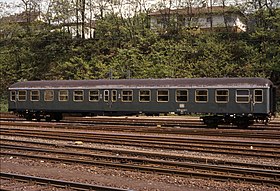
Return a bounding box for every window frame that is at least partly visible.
[104,90,109,102]
[157,90,169,102]
[236,89,250,103]
[215,89,229,103]
[89,90,99,102]
[195,89,208,103]
[176,89,188,102]
[73,90,84,102]
[122,90,133,102]
[30,90,40,101]
[18,90,27,101]
[10,91,16,101]
[59,90,69,102]
[254,89,263,103]
[139,90,151,102]
[44,90,54,101]
[112,90,117,102]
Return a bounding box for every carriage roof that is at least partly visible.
[9,78,273,90]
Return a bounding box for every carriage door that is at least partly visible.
[104,90,117,109]
[10,90,17,110]
[236,89,253,113]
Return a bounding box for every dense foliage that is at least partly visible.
[0,5,279,111]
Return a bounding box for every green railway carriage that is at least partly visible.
[8,78,277,127]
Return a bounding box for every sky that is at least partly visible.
[0,0,23,15]
[1,0,20,2]
[0,0,21,3]
[0,0,249,16]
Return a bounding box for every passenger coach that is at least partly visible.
[8,78,277,127]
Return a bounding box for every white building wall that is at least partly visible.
[235,17,247,32]
[150,14,246,32]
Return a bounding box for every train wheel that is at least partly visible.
[25,115,32,121]
[46,117,52,122]
[233,117,252,128]
[236,123,249,128]
[24,113,33,121]
[54,113,62,122]
[206,123,218,128]
[201,116,221,128]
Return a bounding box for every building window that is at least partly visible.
[176,90,188,102]
[139,90,151,102]
[44,90,54,101]
[59,90,68,101]
[122,90,133,102]
[31,90,40,101]
[236,89,250,103]
[225,15,234,23]
[207,17,212,23]
[157,17,166,25]
[111,0,120,5]
[18,90,27,101]
[254,89,263,103]
[195,90,208,103]
[216,89,229,103]
[10,91,16,101]
[89,90,99,102]
[157,90,169,102]
[73,90,83,102]
[192,17,199,23]
[178,16,186,26]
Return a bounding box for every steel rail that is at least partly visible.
[1,150,280,186]
[1,127,279,148]
[0,172,132,191]
[1,112,280,129]
[2,143,280,172]
[1,129,279,158]
[63,117,280,129]
[1,120,280,139]
[1,138,279,171]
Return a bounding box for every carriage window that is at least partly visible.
[59,90,68,101]
[139,90,151,102]
[44,90,54,101]
[176,90,188,102]
[10,91,16,101]
[216,89,229,103]
[18,90,27,101]
[31,90,40,101]
[112,90,117,102]
[122,90,133,102]
[254,89,263,103]
[236,89,249,103]
[89,90,99,102]
[157,90,169,102]
[195,90,208,102]
[74,90,83,102]
[104,90,109,102]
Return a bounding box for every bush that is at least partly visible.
[0,98,8,112]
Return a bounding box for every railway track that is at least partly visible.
[1,116,280,189]
[0,172,131,191]
[1,144,280,187]
[1,139,279,171]
[64,116,280,128]
[1,120,280,140]
[1,127,279,158]
[1,112,280,130]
